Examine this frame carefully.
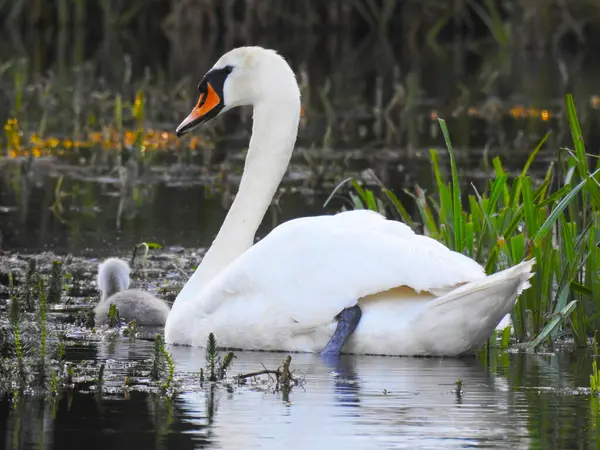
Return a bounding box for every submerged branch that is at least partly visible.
[236,369,280,380]
[235,355,299,389]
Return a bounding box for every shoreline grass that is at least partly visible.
[332,93,600,348]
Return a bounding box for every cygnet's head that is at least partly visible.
[97,258,131,300]
[176,46,301,137]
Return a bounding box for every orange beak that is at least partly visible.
[176,82,222,137]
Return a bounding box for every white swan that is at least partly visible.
[165,46,535,356]
[96,258,170,326]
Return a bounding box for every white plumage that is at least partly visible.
[165,46,535,356]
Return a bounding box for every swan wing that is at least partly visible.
[198,210,486,329]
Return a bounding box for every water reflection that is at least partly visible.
[168,348,535,449]
[3,337,600,449]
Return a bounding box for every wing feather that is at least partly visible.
[196,210,485,329]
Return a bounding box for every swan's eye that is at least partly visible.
[224,65,234,74]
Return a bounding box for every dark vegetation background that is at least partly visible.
[2,0,600,151]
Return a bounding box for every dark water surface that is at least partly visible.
[0,158,331,256]
[1,337,599,450]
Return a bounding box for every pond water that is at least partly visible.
[0,160,331,256]
[1,337,599,450]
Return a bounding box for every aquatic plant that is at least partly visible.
[590,339,600,432]
[219,351,235,380]
[591,340,600,396]
[50,177,70,222]
[57,341,65,361]
[235,354,301,398]
[162,345,175,390]
[97,363,105,386]
[205,333,218,382]
[7,271,24,375]
[107,303,120,328]
[278,355,293,391]
[38,278,47,363]
[131,242,163,268]
[151,334,175,390]
[455,379,463,401]
[47,260,63,304]
[123,319,138,337]
[500,327,511,350]
[0,259,95,397]
[197,333,298,392]
[81,309,96,328]
[203,332,236,383]
[49,369,59,395]
[331,93,600,348]
[23,259,38,311]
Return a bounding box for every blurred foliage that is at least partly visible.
[2,0,600,152]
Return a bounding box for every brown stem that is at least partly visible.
[236,369,280,380]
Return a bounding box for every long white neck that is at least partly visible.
[173,100,300,310]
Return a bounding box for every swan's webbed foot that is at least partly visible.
[321,305,362,356]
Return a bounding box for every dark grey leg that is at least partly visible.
[321,305,362,356]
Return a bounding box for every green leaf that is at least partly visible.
[501,326,511,350]
[438,118,464,252]
[521,176,538,237]
[511,131,550,208]
[382,188,415,227]
[527,300,578,349]
[571,281,593,296]
[533,171,598,246]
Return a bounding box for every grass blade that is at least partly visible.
[438,118,464,251]
[526,300,578,349]
[533,170,599,246]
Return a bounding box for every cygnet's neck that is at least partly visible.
[174,99,300,309]
[97,258,131,301]
[100,271,128,301]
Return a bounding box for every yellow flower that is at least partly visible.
[509,105,525,118]
[30,134,45,146]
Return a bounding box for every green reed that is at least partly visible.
[592,338,600,395]
[38,278,47,362]
[7,271,24,368]
[107,303,120,328]
[47,260,63,304]
[151,334,175,390]
[332,93,600,347]
[201,333,235,384]
[23,259,38,311]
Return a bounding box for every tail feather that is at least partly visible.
[412,258,536,355]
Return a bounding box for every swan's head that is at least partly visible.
[176,46,300,137]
